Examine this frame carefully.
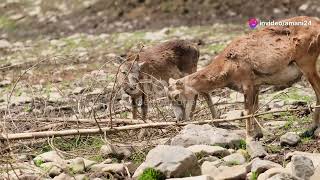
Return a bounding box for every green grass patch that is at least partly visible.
[266,145,281,154]
[138,168,166,180]
[278,89,313,103]
[34,159,44,167]
[203,43,226,54]
[0,16,16,30]
[130,151,146,164]
[250,171,259,180]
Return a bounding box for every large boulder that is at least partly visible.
[291,155,315,179]
[133,145,201,178]
[171,124,243,148]
[285,151,320,167]
[246,141,268,158]
[257,168,301,180]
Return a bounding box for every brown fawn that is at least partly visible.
[167,16,320,141]
[117,39,216,120]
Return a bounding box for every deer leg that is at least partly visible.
[244,85,263,141]
[297,63,320,137]
[141,93,148,121]
[202,93,216,119]
[131,97,138,119]
[189,94,198,120]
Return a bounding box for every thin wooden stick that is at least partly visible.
[4,118,149,124]
[1,105,319,141]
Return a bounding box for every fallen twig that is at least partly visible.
[1,105,319,141]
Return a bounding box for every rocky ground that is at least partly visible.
[1,0,320,180]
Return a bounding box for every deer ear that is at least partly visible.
[176,79,184,88]
[169,78,175,85]
[138,62,145,67]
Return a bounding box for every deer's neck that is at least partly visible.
[184,62,230,94]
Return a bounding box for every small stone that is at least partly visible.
[299,3,309,11]
[256,168,297,180]
[202,163,249,180]
[280,132,300,146]
[67,157,85,174]
[33,151,65,165]
[100,144,132,159]
[72,87,86,95]
[0,39,11,49]
[40,162,63,177]
[247,141,268,158]
[198,156,219,164]
[291,155,315,179]
[313,127,320,139]
[221,110,243,119]
[222,153,246,166]
[187,145,230,157]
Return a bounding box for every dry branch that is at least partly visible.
[1,105,319,141]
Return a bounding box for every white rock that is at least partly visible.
[299,3,309,11]
[202,162,249,180]
[67,157,85,174]
[133,145,200,178]
[222,153,246,165]
[168,175,214,180]
[187,145,230,157]
[0,39,11,49]
[221,110,244,119]
[251,158,282,174]
[257,168,299,180]
[171,124,243,148]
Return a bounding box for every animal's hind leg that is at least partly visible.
[189,94,198,120]
[296,59,320,137]
[132,97,138,119]
[141,93,148,121]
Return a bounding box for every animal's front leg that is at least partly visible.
[243,85,263,142]
[189,94,198,120]
[131,97,138,119]
[202,93,216,119]
[141,93,148,121]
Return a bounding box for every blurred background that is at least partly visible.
[1,0,320,40]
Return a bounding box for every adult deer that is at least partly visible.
[167,16,320,141]
[117,39,216,120]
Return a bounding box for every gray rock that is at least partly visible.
[67,157,85,174]
[133,145,201,178]
[202,162,249,180]
[222,153,246,166]
[171,124,243,148]
[247,141,268,158]
[187,145,230,157]
[168,175,214,180]
[0,39,11,49]
[221,110,243,119]
[291,155,315,179]
[100,144,132,159]
[89,162,133,174]
[0,80,11,87]
[34,151,65,165]
[257,168,300,180]
[251,158,282,174]
[264,121,287,130]
[74,174,89,180]
[280,132,300,146]
[285,151,320,167]
[313,127,320,139]
[198,156,219,164]
[40,162,63,177]
[52,173,72,180]
[72,87,86,94]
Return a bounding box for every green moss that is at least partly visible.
[34,159,44,167]
[237,139,246,150]
[138,168,166,180]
